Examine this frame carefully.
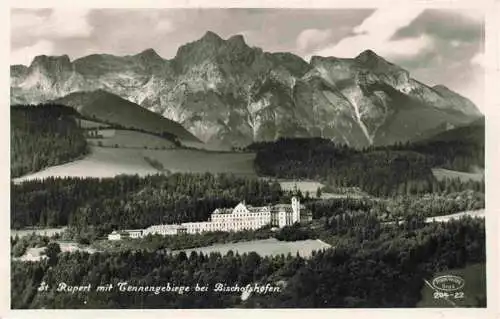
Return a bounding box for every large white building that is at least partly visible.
[107,229,144,240]
[110,197,310,239]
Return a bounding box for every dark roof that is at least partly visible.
[271,205,293,213]
[249,207,270,213]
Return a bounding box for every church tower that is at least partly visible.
[291,196,300,223]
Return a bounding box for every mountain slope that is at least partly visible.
[410,117,485,172]
[10,31,482,148]
[422,117,484,145]
[53,90,200,143]
[11,104,89,178]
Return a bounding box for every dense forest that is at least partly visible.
[308,190,484,222]
[11,217,485,308]
[11,104,89,178]
[10,111,486,309]
[11,172,483,237]
[11,173,284,236]
[249,132,484,196]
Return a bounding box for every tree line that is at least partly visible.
[307,190,484,222]
[11,217,485,308]
[11,104,89,178]
[249,137,484,197]
[11,173,284,235]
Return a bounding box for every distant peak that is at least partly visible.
[201,31,223,42]
[228,34,246,45]
[355,49,383,63]
[11,64,28,69]
[139,48,158,55]
[32,54,71,63]
[309,55,339,65]
[30,54,72,69]
[135,48,163,60]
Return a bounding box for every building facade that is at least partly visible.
[110,197,309,239]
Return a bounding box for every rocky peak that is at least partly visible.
[11,64,29,75]
[135,48,164,61]
[26,54,75,86]
[309,55,341,66]
[10,65,29,86]
[354,49,382,64]
[355,49,395,71]
[173,31,224,66]
[133,49,167,72]
[228,34,246,46]
[173,31,257,73]
[200,31,224,43]
[10,32,483,148]
[268,52,311,77]
[354,49,410,86]
[30,54,72,71]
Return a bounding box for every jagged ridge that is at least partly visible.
[10,31,482,148]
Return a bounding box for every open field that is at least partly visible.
[432,168,484,182]
[278,180,368,199]
[382,209,485,226]
[279,181,325,194]
[77,118,111,129]
[14,146,257,182]
[141,149,256,176]
[13,147,158,182]
[13,241,98,262]
[11,227,67,238]
[425,209,485,223]
[87,129,175,149]
[417,263,486,307]
[175,238,331,258]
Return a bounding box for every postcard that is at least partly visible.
[4,1,498,318]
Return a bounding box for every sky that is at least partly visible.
[10,8,485,109]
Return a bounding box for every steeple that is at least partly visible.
[291,196,300,223]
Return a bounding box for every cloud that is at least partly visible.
[156,20,175,33]
[47,9,93,38]
[471,52,485,68]
[11,8,93,39]
[311,8,430,59]
[296,28,333,52]
[11,11,45,31]
[11,40,54,65]
[454,10,484,24]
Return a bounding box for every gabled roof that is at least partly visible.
[233,202,249,212]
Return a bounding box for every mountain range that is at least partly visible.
[10,31,482,148]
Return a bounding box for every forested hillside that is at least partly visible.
[250,130,484,196]
[11,217,485,308]
[11,173,283,233]
[11,104,89,177]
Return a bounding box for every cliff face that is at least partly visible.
[11,31,482,148]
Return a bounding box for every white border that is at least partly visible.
[2,1,499,318]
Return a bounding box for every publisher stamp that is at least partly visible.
[425,275,466,302]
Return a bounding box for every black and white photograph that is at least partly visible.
[7,3,493,313]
